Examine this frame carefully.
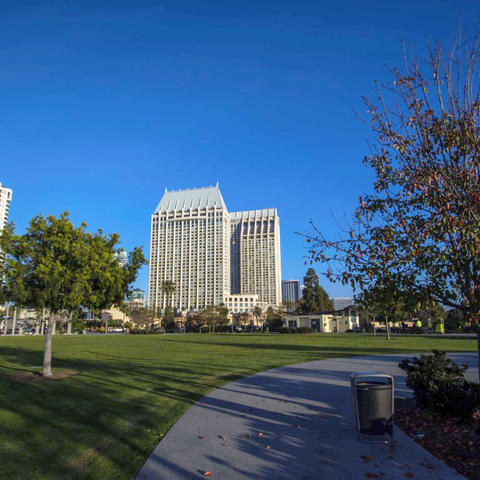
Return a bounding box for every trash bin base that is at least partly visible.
[357,432,393,444]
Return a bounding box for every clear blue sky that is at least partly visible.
[1,1,478,298]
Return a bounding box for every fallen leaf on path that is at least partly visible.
[405,473,413,478]
[361,455,375,462]
[365,474,379,479]
[203,472,211,477]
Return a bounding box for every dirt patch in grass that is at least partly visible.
[395,397,480,480]
[10,370,78,382]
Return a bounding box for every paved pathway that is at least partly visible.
[137,353,477,480]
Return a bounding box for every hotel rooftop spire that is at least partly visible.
[154,184,227,213]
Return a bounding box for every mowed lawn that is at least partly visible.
[0,334,476,480]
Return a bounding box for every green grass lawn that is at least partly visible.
[0,333,476,480]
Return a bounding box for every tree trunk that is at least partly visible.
[52,318,56,335]
[3,303,10,335]
[3,304,9,335]
[385,315,391,340]
[11,309,16,336]
[43,315,54,377]
[67,320,72,335]
[477,328,480,384]
[34,320,40,335]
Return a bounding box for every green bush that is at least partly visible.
[297,327,314,334]
[399,350,480,418]
[278,327,314,334]
[265,318,284,332]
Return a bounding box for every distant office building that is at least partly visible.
[332,297,354,311]
[115,251,127,267]
[148,184,281,312]
[127,288,146,308]
[282,280,300,304]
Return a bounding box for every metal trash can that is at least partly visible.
[350,372,394,443]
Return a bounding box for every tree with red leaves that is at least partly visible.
[306,30,480,380]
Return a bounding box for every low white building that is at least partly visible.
[223,293,260,314]
[284,311,359,333]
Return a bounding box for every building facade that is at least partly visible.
[0,182,12,235]
[282,279,300,304]
[332,297,354,311]
[149,185,281,312]
[127,288,146,308]
[230,209,281,307]
[223,293,260,314]
[149,185,231,312]
[285,312,359,333]
[0,183,12,264]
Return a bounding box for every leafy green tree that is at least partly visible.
[357,282,410,339]
[201,304,229,333]
[0,213,145,376]
[446,309,465,332]
[298,268,333,313]
[122,305,156,330]
[305,33,480,379]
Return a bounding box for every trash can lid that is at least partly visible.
[355,381,392,390]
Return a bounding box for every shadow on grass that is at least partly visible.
[157,336,476,356]
[0,337,475,480]
[0,345,221,480]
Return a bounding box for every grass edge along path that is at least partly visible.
[0,333,476,480]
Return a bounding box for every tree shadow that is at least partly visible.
[139,356,476,479]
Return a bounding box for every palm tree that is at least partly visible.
[161,280,176,331]
[161,280,176,309]
[253,306,263,332]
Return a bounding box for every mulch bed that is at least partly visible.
[395,398,480,480]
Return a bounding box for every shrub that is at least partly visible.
[297,327,314,333]
[399,350,480,419]
[278,327,314,334]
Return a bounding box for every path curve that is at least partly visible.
[137,353,477,480]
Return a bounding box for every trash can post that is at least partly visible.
[350,372,394,443]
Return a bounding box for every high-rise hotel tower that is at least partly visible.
[0,182,12,266]
[230,209,281,307]
[148,185,281,312]
[0,182,12,234]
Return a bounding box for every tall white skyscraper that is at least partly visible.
[0,182,12,234]
[149,185,231,312]
[148,185,282,312]
[230,209,282,306]
[0,182,12,268]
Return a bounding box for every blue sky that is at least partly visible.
[1,1,478,298]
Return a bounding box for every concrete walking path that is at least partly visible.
[137,353,477,480]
